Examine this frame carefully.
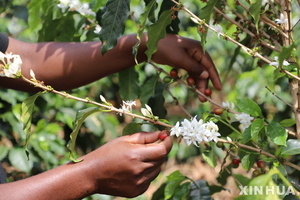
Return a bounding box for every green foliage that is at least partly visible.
[68,107,103,161]
[98,0,130,53]
[2,0,300,200]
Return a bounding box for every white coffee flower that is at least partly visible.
[99,95,108,103]
[214,25,223,39]
[170,121,182,137]
[0,52,22,78]
[270,56,290,68]
[275,13,288,24]
[170,116,221,147]
[235,112,254,130]
[57,0,96,16]
[94,25,101,34]
[141,104,153,117]
[222,101,235,110]
[30,69,36,80]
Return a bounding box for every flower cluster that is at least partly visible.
[235,112,254,130]
[57,0,96,17]
[170,116,221,147]
[0,52,22,78]
[118,100,136,116]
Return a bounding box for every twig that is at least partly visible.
[21,76,173,129]
[213,6,280,52]
[265,86,293,108]
[171,0,300,82]
[217,138,300,171]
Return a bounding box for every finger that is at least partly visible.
[126,131,160,144]
[195,78,208,102]
[137,136,173,162]
[200,54,222,90]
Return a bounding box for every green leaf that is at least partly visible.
[190,180,213,200]
[147,81,167,130]
[250,118,264,142]
[198,0,220,47]
[164,170,187,199]
[21,92,44,157]
[202,149,217,168]
[0,146,9,160]
[68,107,102,161]
[279,119,296,127]
[145,10,173,61]
[133,0,157,62]
[242,127,251,143]
[122,122,142,136]
[236,98,262,117]
[281,139,300,156]
[266,122,287,146]
[278,44,296,67]
[9,148,33,173]
[27,0,43,30]
[158,0,180,34]
[140,75,159,105]
[98,0,130,54]
[241,154,257,171]
[172,182,190,200]
[249,0,262,31]
[119,67,140,100]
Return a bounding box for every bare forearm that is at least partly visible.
[5,34,147,92]
[0,161,95,200]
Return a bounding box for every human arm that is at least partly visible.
[1,33,221,101]
[0,131,172,199]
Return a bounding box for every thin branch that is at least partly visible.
[21,76,173,129]
[218,138,300,171]
[265,86,293,107]
[171,0,300,82]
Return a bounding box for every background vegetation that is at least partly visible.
[0,0,299,199]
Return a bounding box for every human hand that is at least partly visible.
[82,131,173,198]
[151,33,222,102]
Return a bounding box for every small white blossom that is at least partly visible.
[57,0,96,16]
[235,112,254,130]
[270,56,290,68]
[99,95,108,103]
[170,121,182,137]
[94,25,101,34]
[214,25,223,39]
[275,13,288,24]
[0,52,22,78]
[141,104,153,118]
[222,101,235,110]
[117,100,136,116]
[190,17,199,24]
[30,69,36,80]
[122,100,136,112]
[170,116,221,147]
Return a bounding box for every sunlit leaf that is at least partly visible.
[236,98,262,117]
[68,107,102,161]
[281,139,300,156]
[21,92,44,158]
[145,10,172,61]
[9,148,33,173]
[251,118,264,142]
[266,122,287,146]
